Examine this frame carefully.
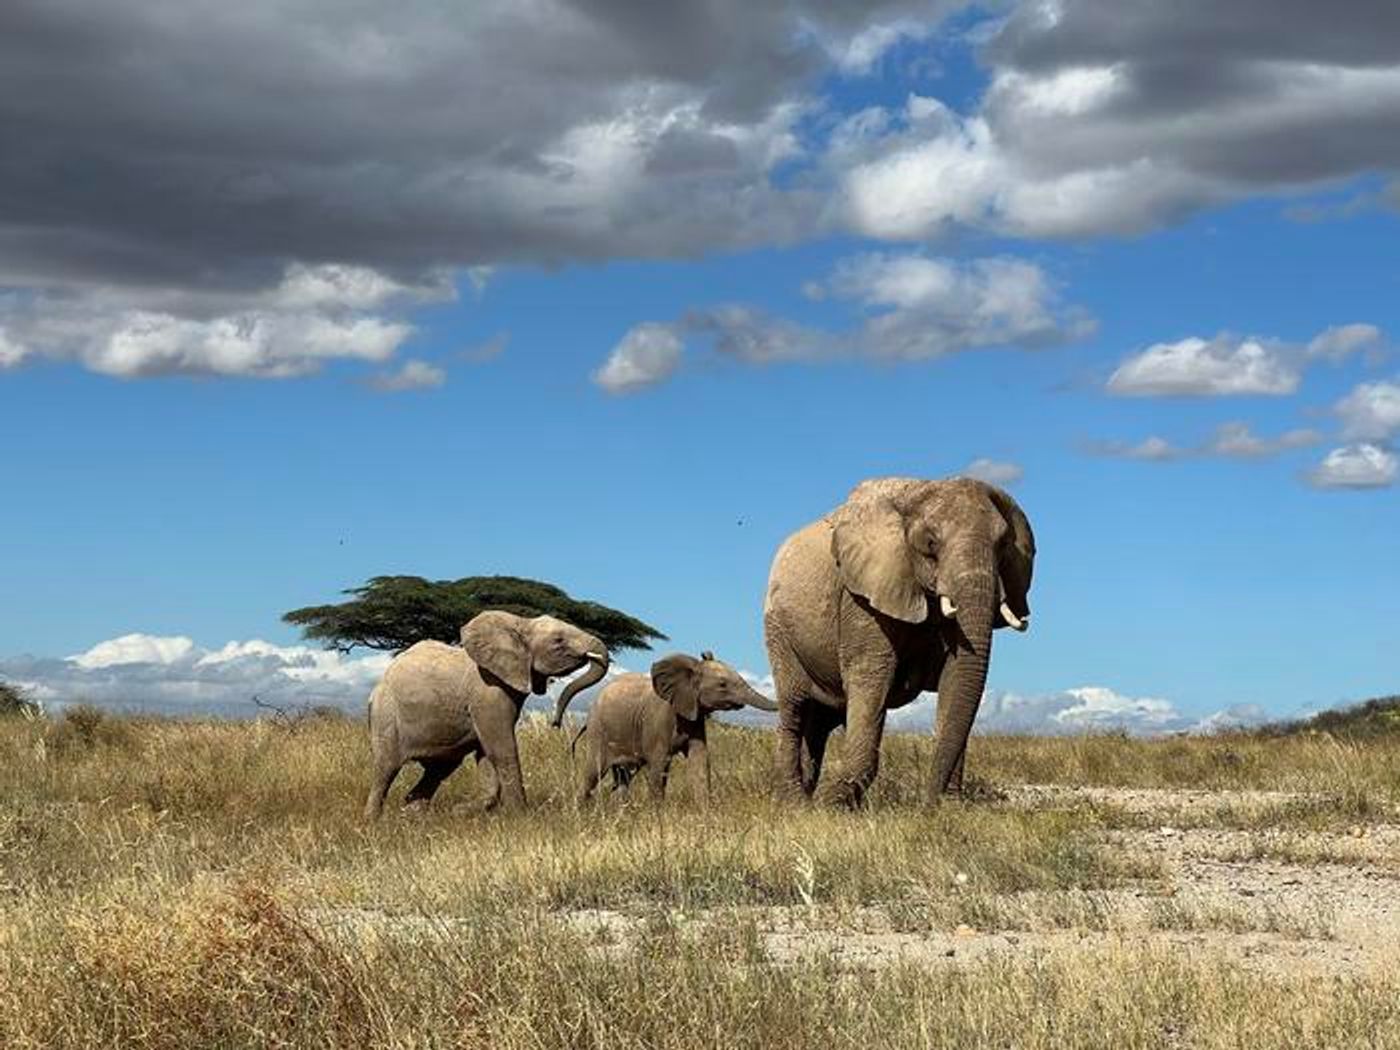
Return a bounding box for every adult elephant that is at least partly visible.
[364,611,609,818]
[764,476,1034,806]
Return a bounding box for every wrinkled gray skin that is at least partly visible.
[573,652,777,803]
[764,477,1035,807]
[364,611,609,818]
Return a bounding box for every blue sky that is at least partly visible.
[2,1,1397,730]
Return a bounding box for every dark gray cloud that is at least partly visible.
[0,0,958,298]
[0,0,970,378]
[988,2,1400,76]
[7,1,1400,381]
[840,1,1400,239]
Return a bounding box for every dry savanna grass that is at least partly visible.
[2,706,1398,1048]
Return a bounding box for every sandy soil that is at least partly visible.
[317,785,1400,978]
[566,787,1400,977]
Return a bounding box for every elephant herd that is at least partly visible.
[364,475,1035,817]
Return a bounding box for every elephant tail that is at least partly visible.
[569,719,588,756]
[365,684,383,732]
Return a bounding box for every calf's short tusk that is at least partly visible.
[939,595,958,618]
[585,651,607,662]
[1000,602,1027,631]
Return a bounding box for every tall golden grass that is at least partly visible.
[1,707,1397,1048]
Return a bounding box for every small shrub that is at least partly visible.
[47,704,139,756]
[0,680,39,718]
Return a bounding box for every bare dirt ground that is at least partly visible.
[307,785,1400,979]
[553,786,1400,979]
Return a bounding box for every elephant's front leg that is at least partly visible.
[822,654,894,808]
[686,735,711,805]
[472,692,527,810]
[476,754,502,810]
[645,756,672,801]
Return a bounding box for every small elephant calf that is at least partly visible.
[572,651,776,802]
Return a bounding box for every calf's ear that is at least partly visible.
[651,654,700,721]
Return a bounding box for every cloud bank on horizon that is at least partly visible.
[0,632,1272,736]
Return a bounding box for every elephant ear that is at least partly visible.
[983,482,1036,618]
[461,611,532,694]
[651,654,701,721]
[831,488,927,623]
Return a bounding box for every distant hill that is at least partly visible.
[1261,695,1400,738]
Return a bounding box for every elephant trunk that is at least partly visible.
[550,650,609,728]
[745,690,779,713]
[930,569,996,799]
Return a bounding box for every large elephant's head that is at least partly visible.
[650,651,779,721]
[460,611,610,719]
[830,476,1035,794]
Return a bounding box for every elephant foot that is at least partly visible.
[772,780,809,805]
[923,785,958,807]
[932,777,1005,805]
[817,778,866,810]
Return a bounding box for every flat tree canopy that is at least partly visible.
[283,575,667,654]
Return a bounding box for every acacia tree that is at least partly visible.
[283,575,666,654]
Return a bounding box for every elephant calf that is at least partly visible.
[364,611,609,818]
[572,651,776,802]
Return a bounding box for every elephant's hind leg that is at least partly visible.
[610,765,635,795]
[576,749,603,803]
[645,758,670,801]
[801,705,840,797]
[403,754,465,810]
[772,690,813,802]
[364,761,400,821]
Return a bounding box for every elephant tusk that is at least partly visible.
[939,595,958,619]
[1000,602,1027,632]
[585,652,607,662]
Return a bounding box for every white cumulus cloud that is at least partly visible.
[0,326,27,368]
[367,359,446,392]
[1089,423,1322,467]
[1335,379,1400,441]
[1086,436,1185,461]
[832,6,1400,242]
[0,263,429,380]
[1307,444,1398,490]
[72,633,198,670]
[594,322,685,394]
[596,252,1092,392]
[962,458,1024,485]
[1306,323,1383,363]
[887,684,1271,736]
[1107,335,1299,397]
[6,633,392,717]
[1204,422,1321,457]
